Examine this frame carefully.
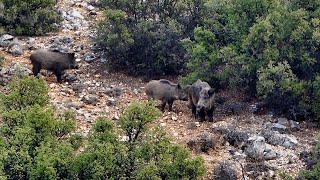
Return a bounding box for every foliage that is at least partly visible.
[257,61,306,114]
[0,76,77,179]
[278,171,293,180]
[0,54,4,67]
[0,79,205,179]
[72,101,205,179]
[299,135,320,179]
[212,161,238,180]
[0,76,49,111]
[0,0,61,35]
[96,0,208,79]
[182,0,320,120]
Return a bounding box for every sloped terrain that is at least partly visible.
[0,0,319,179]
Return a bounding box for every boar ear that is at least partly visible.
[208,88,215,96]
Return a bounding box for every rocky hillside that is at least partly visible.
[0,0,319,179]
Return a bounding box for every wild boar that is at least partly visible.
[189,79,215,122]
[30,49,78,83]
[145,79,189,112]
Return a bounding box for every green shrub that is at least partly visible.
[0,76,77,179]
[299,135,320,179]
[95,0,208,79]
[0,54,4,67]
[0,0,61,35]
[257,61,306,114]
[72,101,205,179]
[0,76,49,111]
[0,77,205,179]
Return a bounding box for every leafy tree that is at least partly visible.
[96,0,209,79]
[0,76,77,179]
[72,101,206,179]
[0,0,61,35]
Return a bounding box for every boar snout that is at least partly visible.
[196,104,205,112]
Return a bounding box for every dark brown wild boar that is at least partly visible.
[189,79,215,122]
[30,49,78,83]
[145,79,189,112]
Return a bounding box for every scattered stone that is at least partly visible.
[261,130,299,148]
[68,9,84,19]
[64,101,84,110]
[104,87,123,97]
[277,118,289,126]
[0,34,14,47]
[214,126,249,147]
[8,43,24,55]
[8,63,32,76]
[266,122,287,133]
[186,122,197,129]
[282,135,299,149]
[107,97,117,106]
[187,132,215,153]
[81,95,99,105]
[84,53,96,63]
[245,136,266,160]
[64,74,78,83]
[289,120,300,131]
[212,161,238,180]
[72,83,87,93]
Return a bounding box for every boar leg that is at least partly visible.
[161,101,167,112]
[207,109,214,122]
[198,110,205,122]
[191,103,197,119]
[168,100,174,111]
[53,64,62,83]
[32,63,41,76]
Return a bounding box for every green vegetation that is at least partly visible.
[96,0,206,78]
[0,76,205,179]
[0,0,61,35]
[96,0,320,121]
[299,135,320,179]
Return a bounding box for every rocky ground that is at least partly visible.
[0,0,319,179]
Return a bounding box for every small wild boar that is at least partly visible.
[30,49,78,83]
[189,79,215,122]
[145,79,189,112]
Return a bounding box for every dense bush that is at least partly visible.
[0,76,77,179]
[0,0,61,35]
[96,0,207,79]
[73,101,206,179]
[299,135,320,179]
[0,77,205,179]
[182,0,320,121]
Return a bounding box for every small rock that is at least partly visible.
[195,122,200,127]
[81,95,99,105]
[245,136,266,160]
[282,135,299,149]
[8,43,24,56]
[113,115,120,121]
[186,122,197,129]
[264,150,278,160]
[72,83,87,93]
[266,123,287,133]
[68,9,84,19]
[64,74,78,83]
[277,118,289,126]
[64,102,83,110]
[289,120,300,131]
[0,34,14,47]
[84,53,96,63]
[160,123,166,127]
[107,97,117,106]
[172,116,178,121]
